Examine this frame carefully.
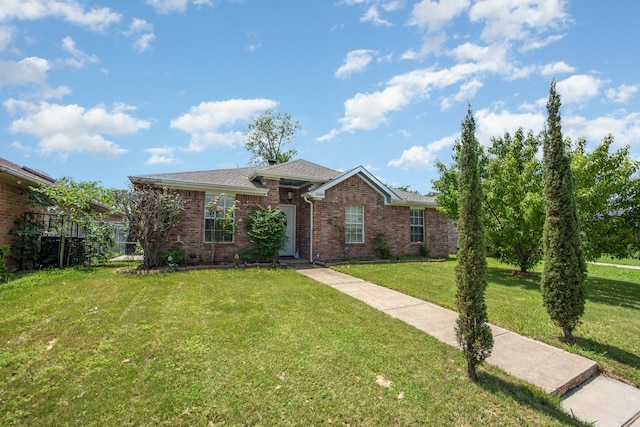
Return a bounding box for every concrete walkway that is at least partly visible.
[295,266,640,427]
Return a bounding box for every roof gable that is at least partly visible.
[305,166,402,204]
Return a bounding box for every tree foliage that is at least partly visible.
[434,129,545,272]
[245,109,301,165]
[572,135,640,260]
[454,106,493,382]
[242,206,287,263]
[541,81,586,341]
[484,130,545,272]
[33,177,117,267]
[434,127,640,271]
[116,186,185,269]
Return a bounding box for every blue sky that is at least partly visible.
[1,1,639,194]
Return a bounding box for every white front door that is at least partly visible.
[279,205,295,257]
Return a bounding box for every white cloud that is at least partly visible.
[361,6,392,26]
[475,108,545,144]
[441,79,483,110]
[564,111,640,147]
[146,147,179,165]
[409,0,470,32]
[606,84,639,104]
[126,18,154,34]
[4,100,150,158]
[319,61,493,141]
[171,98,278,152]
[382,1,404,12]
[145,0,214,14]
[388,135,456,169]
[0,56,50,87]
[540,60,575,76]
[335,49,377,78]
[61,36,99,68]
[0,25,15,52]
[124,18,155,52]
[556,74,603,105]
[133,33,156,53]
[0,0,121,32]
[469,0,568,45]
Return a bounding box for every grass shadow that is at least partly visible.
[485,266,541,291]
[583,276,639,310]
[477,371,591,426]
[486,266,639,310]
[577,336,640,379]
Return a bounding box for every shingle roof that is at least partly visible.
[129,159,437,207]
[391,187,438,205]
[0,156,56,189]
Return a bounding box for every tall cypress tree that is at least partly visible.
[455,105,493,381]
[542,80,587,341]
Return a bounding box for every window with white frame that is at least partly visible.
[410,209,424,243]
[204,194,236,243]
[345,205,364,243]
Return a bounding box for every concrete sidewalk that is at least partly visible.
[295,266,640,427]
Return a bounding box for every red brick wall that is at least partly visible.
[165,190,273,263]
[308,175,449,262]
[0,182,31,269]
[161,175,450,264]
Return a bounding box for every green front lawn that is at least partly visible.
[0,265,585,426]
[333,258,640,387]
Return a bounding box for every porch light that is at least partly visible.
[287,189,294,201]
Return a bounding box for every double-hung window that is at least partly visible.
[345,205,364,243]
[410,209,424,243]
[204,195,236,243]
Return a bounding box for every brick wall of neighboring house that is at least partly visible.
[0,182,30,269]
[424,207,450,257]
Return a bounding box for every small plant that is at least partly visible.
[420,245,430,258]
[0,245,10,283]
[374,232,393,259]
[161,247,187,266]
[244,206,287,264]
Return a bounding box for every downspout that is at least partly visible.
[303,195,314,263]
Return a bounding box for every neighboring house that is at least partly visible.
[129,159,451,263]
[0,156,121,270]
[0,157,57,270]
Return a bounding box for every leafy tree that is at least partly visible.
[32,177,116,267]
[572,135,640,260]
[115,186,186,269]
[243,206,287,263]
[484,129,545,273]
[541,80,586,342]
[454,106,493,382]
[434,129,544,273]
[245,109,301,165]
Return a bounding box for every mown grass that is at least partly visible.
[333,258,640,387]
[594,255,640,267]
[0,264,588,426]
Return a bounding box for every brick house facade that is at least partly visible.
[130,159,451,263]
[0,157,57,270]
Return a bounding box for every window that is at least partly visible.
[205,195,236,243]
[345,205,364,243]
[410,209,424,243]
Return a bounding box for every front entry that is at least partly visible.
[279,205,296,257]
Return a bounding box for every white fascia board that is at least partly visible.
[129,177,268,196]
